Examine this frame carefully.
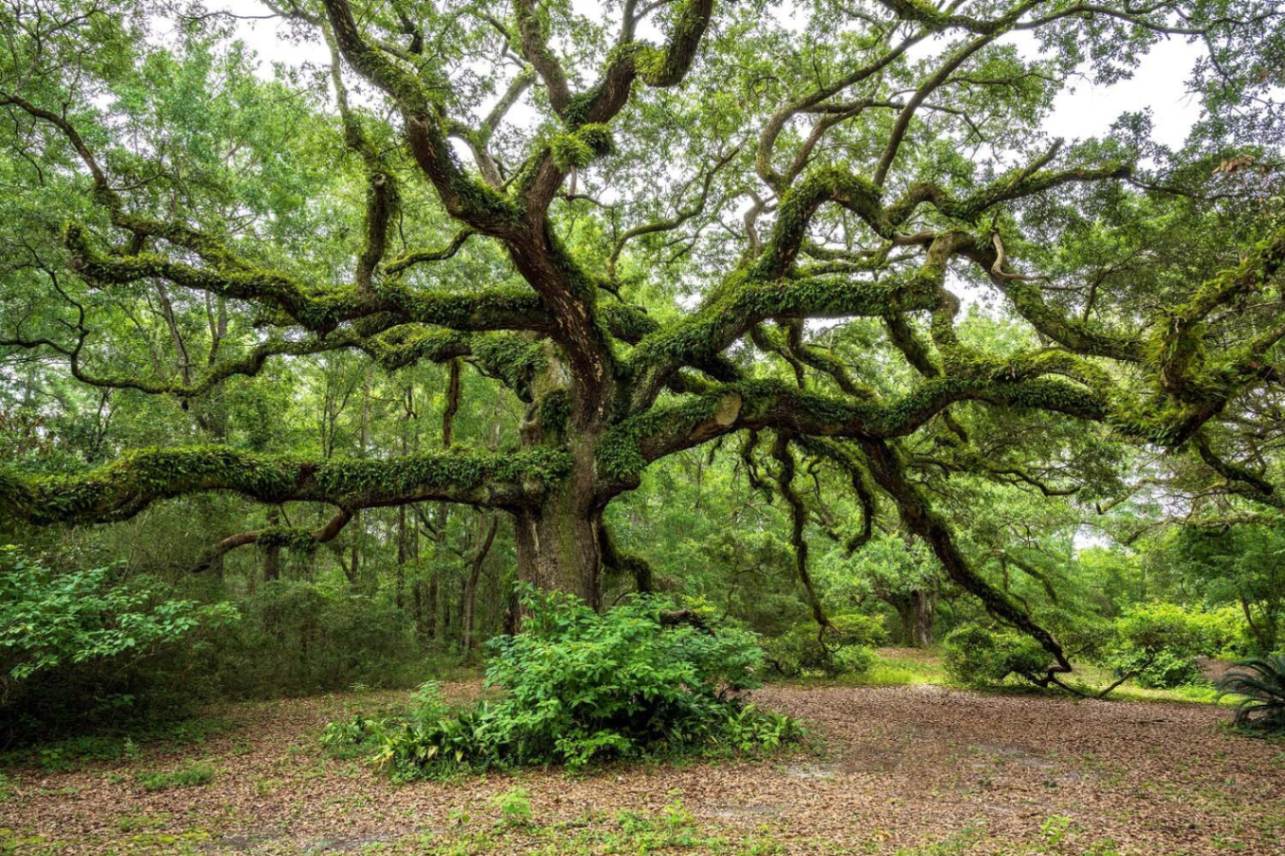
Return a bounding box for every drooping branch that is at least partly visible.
[856,436,1072,677]
[193,507,355,573]
[1193,432,1282,509]
[771,432,830,628]
[796,436,878,554]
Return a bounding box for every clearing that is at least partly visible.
[3,679,1281,855]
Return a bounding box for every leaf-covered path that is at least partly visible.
[4,684,1281,854]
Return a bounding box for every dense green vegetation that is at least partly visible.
[1,0,1284,797]
[321,589,799,778]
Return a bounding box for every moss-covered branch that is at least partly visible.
[626,232,966,408]
[856,435,1072,676]
[66,225,552,335]
[320,0,523,236]
[599,373,1107,487]
[0,446,572,525]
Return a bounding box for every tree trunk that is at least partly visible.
[396,506,407,610]
[263,507,281,582]
[514,343,606,608]
[427,570,438,641]
[461,513,499,652]
[910,588,934,647]
[514,488,602,609]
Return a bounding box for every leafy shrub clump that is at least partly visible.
[0,546,238,741]
[1216,653,1285,733]
[764,612,884,678]
[1104,602,1224,689]
[942,625,1049,686]
[322,590,800,779]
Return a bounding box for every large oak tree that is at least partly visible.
[2,0,1283,678]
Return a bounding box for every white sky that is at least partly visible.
[1036,37,1203,148]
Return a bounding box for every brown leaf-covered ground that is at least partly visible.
[3,682,1282,854]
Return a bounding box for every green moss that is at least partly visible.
[548,123,614,171]
[0,446,572,526]
[471,335,547,400]
[751,168,884,279]
[537,389,572,437]
[255,527,321,552]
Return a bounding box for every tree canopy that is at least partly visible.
[2,0,1283,682]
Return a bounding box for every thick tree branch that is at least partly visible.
[0,446,571,525]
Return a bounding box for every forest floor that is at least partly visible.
[3,654,1282,855]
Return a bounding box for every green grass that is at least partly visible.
[134,760,216,792]
[860,654,951,687]
[838,649,1229,706]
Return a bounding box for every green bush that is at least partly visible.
[322,589,799,779]
[0,546,238,741]
[942,625,1050,686]
[1104,602,1225,688]
[831,643,876,675]
[764,612,884,677]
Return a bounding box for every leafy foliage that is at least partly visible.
[0,545,236,682]
[0,546,237,740]
[210,580,422,697]
[1104,602,1228,689]
[764,612,883,678]
[942,625,1050,687]
[1216,654,1285,733]
[321,589,799,779]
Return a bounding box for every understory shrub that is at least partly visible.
[1216,653,1285,733]
[0,546,238,742]
[942,624,1050,686]
[321,589,800,779]
[764,612,884,677]
[1104,602,1226,688]
[212,580,421,697]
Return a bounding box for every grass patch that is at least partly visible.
[845,648,1229,706]
[0,715,234,773]
[860,654,951,687]
[414,796,785,855]
[134,760,216,792]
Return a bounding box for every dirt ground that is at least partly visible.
[3,683,1282,854]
